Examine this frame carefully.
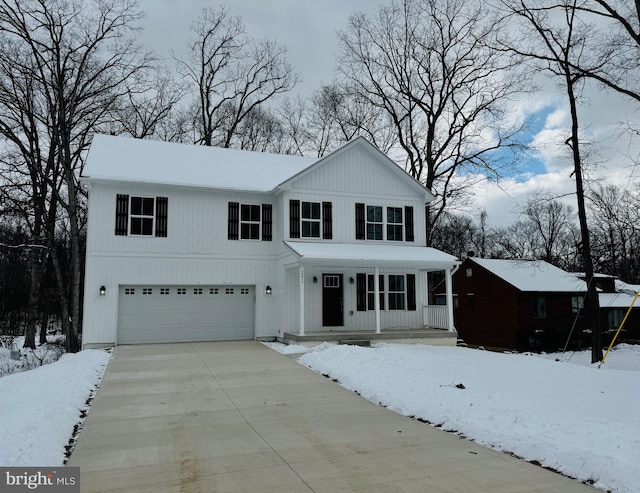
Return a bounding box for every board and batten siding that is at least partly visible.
[86,183,277,257]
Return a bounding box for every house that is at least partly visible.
[434,257,640,351]
[80,134,460,348]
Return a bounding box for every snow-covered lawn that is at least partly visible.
[275,342,639,493]
[1,341,637,493]
[0,349,110,466]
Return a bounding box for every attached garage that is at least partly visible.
[117,285,255,344]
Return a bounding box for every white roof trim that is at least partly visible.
[284,241,459,270]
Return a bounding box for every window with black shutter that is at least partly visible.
[262,204,272,241]
[228,202,239,240]
[405,206,414,242]
[115,194,167,237]
[289,199,300,238]
[355,203,365,240]
[322,201,332,239]
[115,194,129,236]
[407,274,416,311]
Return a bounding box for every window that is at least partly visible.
[355,203,414,241]
[367,274,385,310]
[193,288,203,295]
[290,200,332,239]
[115,194,168,237]
[571,296,584,314]
[387,207,403,241]
[301,202,321,238]
[177,288,186,295]
[240,288,250,295]
[533,295,546,318]
[388,275,405,310]
[367,206,383,240]
[225,288,234,294]
[160,288,170,295]
[607,309,624,330]
[324,275,341,288]
[125,288,135,295]
[142,288,152,295]
[228,202,272,241]
[210,288,219,295]
[241,204,261,240]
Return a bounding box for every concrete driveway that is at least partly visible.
[68,341,595,492]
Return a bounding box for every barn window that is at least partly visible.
[533,295,547,318]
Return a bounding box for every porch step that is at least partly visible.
[339,339,371,347]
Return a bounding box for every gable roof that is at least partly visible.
[82,134,316,192]
[469,258,586,292]
[276,137,435,202]
[81,135,435,201]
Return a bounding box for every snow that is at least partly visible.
[83,134,316,192]
[0,349,111,466]
[470,258,587,292]
[3,340,638,493]
[285,241,459,267]
[599,291,638,308]
[295,342,640,493]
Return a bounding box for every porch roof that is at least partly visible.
[284,241,459,270]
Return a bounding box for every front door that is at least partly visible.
[322,274,343,327]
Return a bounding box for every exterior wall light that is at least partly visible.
[349,277,355,284]
[99,285,107,296]
[265,285,273,296]
[313,276,318,283]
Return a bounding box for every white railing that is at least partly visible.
[423,305,449,330]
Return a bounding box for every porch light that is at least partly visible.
[265,285,273,296]
[99,285,107,296]
[313,276,318,283]
[349,277,355,284]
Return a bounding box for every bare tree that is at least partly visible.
[177,6,298,148]
[501,0,603,362]
[0,0,154,352]
[337,0,527,239]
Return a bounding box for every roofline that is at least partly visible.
[273,136,436,202]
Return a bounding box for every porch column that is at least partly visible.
[299,265,305,336]
[374,266,381,334]
[445,267,455,332]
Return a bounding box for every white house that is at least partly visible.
[80,134,459,348]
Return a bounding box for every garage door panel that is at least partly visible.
[117,285,255,344]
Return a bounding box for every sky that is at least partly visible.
[3,340,637,493]
[135,0,640,227]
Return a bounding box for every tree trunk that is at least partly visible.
[566,77,601,363]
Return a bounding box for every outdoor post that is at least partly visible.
[445,268,454,332]
[299,265,305,336]
[374,266,381,334]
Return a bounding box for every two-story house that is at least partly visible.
[80,134,459,348]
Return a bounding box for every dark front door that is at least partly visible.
[322,274,343,327]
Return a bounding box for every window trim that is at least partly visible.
[129,196,156,236]
[388,274,406,310]
[301,201,322,238]
[386,207,404,241]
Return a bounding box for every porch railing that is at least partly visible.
[423,305,449,330]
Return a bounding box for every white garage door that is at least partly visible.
[117,285,255,344]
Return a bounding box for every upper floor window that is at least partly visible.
[356,203,413,242]
[241,204,261,240]
[228,202,272,241]
[289,200,332,240]
[115,194,168,237]
[302,201,321,238]
[367,206,383,240]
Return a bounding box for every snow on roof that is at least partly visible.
[599,292,639,309]
[470,258,586,292]
[616,280,640,296]
[285,241,459,269]
[82,134,317,192]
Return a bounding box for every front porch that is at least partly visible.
[280,327,458,347]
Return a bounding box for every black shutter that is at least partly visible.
[228,202,239,240]
[355,203,365,240]
[262,204,272,241]
[322,201,332,239]
[357,273,367,311]
[405,206,414,242]
[379,275,385,310]
[115,194,129,236]
[155,197,168,237]
[290,199,300,238]
[407,274,416,311]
